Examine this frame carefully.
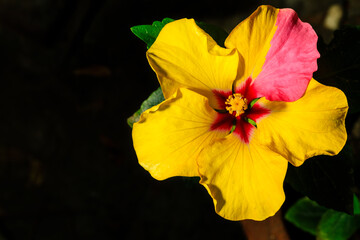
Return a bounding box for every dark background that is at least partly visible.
[0,0,359,239]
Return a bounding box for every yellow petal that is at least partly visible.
[198,134,288,221]
[225,5,278,82]
[254,79,348,167]
[132,88,227,180]
[147,18,241,107]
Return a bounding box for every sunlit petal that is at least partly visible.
[254,79,348,166]
[147,18,241,107]
[198,134,288,221]
[133,88,227,180]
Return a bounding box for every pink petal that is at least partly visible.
[253,8,320,102]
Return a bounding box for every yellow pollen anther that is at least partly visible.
[225,93,248,117]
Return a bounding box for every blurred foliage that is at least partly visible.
[285,144,355,214]
[315,27,360,114]
[285,197,328,235]
[286,196,360,240]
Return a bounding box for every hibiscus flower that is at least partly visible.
[132,5,348,220]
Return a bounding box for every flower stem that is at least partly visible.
[240,210,290,240]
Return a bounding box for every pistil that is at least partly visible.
[225,93,248,117]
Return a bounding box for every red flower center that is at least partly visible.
[211,77,270,144]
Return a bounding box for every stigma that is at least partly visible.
[225,93,248,117]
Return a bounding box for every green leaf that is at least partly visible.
[314,27,360,114]
[285,197,328,235]
[130,18,174,49]
[131,18,228,49]
[317,209,360,240]
[127,87,164,128]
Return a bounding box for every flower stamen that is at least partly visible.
[225,93,248,117]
